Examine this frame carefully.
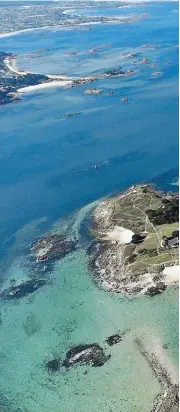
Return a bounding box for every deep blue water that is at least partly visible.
[0,1,178,270]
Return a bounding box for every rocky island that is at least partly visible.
[88,184,179,296]
[46,343,111,372]
[30,233,77,263]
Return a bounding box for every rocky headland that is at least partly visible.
[87,184,179,296]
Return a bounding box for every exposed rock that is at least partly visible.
[64,112,80,118]
[151,384,179,412]
[141,58,149,64]
[62,344,110,368]
[123,52,140,59]
[151,71,163,77]
[121,97,128,102]
[135,337,179,412]
[105,334,122,346]
[141,44,160,49]
[46,343,110,373]
[105,67,136,77]
[31,234,77,262]
[107,91,115,96]
[84,88,103,95]
[89,43,112,53]
[145,282,167,297]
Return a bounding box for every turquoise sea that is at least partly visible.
[0,2,179,411]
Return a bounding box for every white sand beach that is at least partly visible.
[17,80,73,93]
[163,265,179,284]
[101,226,134,244]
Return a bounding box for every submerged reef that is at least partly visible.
[0,279,45,300]
[105,333,122,346]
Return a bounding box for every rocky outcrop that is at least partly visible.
[105,333,122,346]
[62,344,110,368]
[31,234,77,262]
[46,343,111,372]
[145,282,167,297]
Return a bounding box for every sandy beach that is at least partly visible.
[17,80,72,93]
[163,265,179,284]
[100,226,134,244]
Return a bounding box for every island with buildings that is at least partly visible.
[88,184,179,296]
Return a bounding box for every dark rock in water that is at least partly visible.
[121,97,128,102]
[105,334,122,346]
[145,282,167,297]
[0,279,46,300]
[62,344,110,368]
[163,343,168,350]
[151,384,179,412]
[31,234,77,263]
[107,91,115,96]
[46,358,61,372]
[65,113,80,118]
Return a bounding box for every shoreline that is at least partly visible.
[0,18,132,39]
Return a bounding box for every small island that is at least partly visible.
[88,184,179,296]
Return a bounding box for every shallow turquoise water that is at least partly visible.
[0,2,178,411]
[0,246,178,411]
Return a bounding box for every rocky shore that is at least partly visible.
[135,338,179,412]
[87,184,179,296]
